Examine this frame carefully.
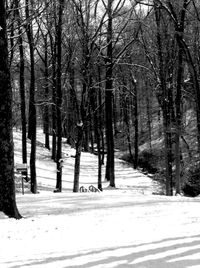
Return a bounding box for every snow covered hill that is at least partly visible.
[13,129,161,194]
[0,129,200,268]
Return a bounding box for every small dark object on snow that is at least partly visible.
[53,188,61,193]
[89,185,100,192]
[80,186,88,192]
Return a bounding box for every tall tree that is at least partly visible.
[172,0,188,194]
[15,0,27,164]
[71,0,93,192]
[104,0,115,187]
[0,0,21,219]
[43,34,50,150]
[154,2,173,195]
[50,28,57,161]
[102,0,139,186]
[132,75,138,169]
[25,0,37,193]
[71,0,106,192]
[55,0,65,192]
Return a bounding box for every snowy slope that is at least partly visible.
[0,130,200,268]
[13,129,161,194]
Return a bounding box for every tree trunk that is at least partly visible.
[51,39,57,161]
[0,1,21,219]
[68,62,76,142]
[98,66,105,166]
[154,2,173,195]
[90,85,103,191]
[132,76,138,169]
[15,0,27,164]
[44,35,50,150]
[174,3,186,195]
[122,80,134,164]
[105,0,115,187]
[9,2,15,68]
[55,0,64,192]
[96,127,103,191]
[25,0,37,193]
[146,81,152,152]
[73,123,83,192]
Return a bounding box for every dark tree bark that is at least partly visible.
[174,1,187,194]
[44,35,50,150]
[98,67,105,166]
[55,0,64,192]
[15,0,27,164]
[25,0,37,193]
[51,40,57,162]
[90,85,103,191]
[72,82,88,192]
[132,76,138,169]
[67,61,76,143]
[72,71,91,192]
[154,2,173,195]
[0,0,21,219]
[145,81,152,152]
[96,126,103,191]
[73,123,83,192]
[105,0,115,187]
[121,77,134,164]
[9,1,15,68]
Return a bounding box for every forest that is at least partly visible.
[0,0,200,219]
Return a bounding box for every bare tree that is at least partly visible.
[0,0,21,219]
[25,0,37,193]
[104,0,115,186]
[71,0,106,192]
[154,1,173,195]
[55,0,65,192]
[15,0,27,164]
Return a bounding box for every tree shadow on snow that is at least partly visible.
[6,234,200,268]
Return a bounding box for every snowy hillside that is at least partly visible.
[0,130,200,267]
[13,129,161,194]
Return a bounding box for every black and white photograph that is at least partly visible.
[0,0,200,267]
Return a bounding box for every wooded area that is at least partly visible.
[1,0,200,218]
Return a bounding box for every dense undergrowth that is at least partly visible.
[116,109,200,197]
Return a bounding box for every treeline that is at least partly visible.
[1,0,200,218]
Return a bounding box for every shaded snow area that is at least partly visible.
[1,130,200,267]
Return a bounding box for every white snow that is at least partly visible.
[0,130,200,268]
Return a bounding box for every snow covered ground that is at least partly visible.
[0,130,200,268]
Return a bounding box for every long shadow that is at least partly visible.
[16,191,200,219]
[6,235,200,268]
[14,198,154,218]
